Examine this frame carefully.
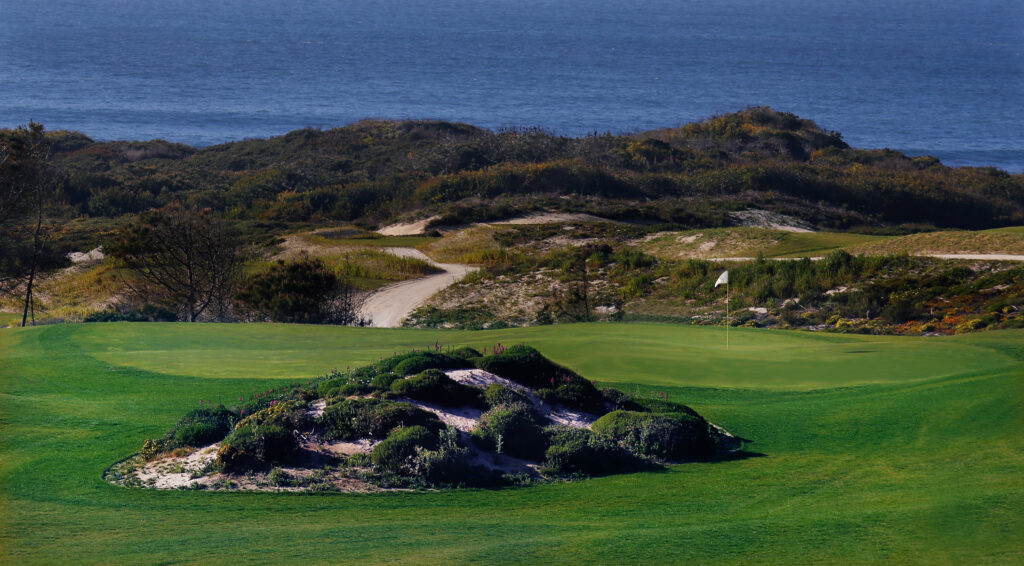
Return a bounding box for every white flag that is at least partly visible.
[714,270,729,288]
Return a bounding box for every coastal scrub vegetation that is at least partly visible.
[23,107,1024,233]
[114,344,742,490]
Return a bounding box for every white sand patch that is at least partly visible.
[546,408,599,428]
[378,216,441,236]
[729,210,815,232]
[67,246,105,263]
[325,438,379,456]
[134,444,220,489]
[394,396,484,432]
[309,399,326,418]
[487,212,621,226]
[445,368,526,391]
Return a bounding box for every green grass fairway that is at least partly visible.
[2,323,1022,564]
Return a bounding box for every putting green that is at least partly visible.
[2,323,1022,564]
[81,322,1016,390]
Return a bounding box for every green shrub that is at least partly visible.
[234,400,310,431]
[165,406,236,448]
[474,344,581,390]
[173,423,224,447]
[318,398,444,440]
[471,403,546,460]
[237,257,359,324]
[535,377,605,413]
[542,427,645,476]
[372,426,439,473]
[600,388,646,412]
[450,346,482,361]
[217,423,298,472]
[591,410,712,460]
[483,383,531,408]
[413,426,472,485]
[390,368,484,407]
[391,352,465,376]
[268,467,292,487]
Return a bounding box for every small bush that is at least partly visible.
[413,426,472,485]
[474,345,578,390]
[471,403,547,461]
[217,423,298,472]
[483,383,530,408]
[535,377,605,413]
[84,304,177,322]
[450,346,482,361]
[372,426,439,473]
[542,427,646,477]
[318,398,444,440]
[165,406,237,449]
[234,400,310,431]
[600,388,645,412]
[391,368,484,407]
[268,467,292,487]
[591,410,713,460]
[173,423,224,447]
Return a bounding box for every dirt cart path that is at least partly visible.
[358,248,477,327]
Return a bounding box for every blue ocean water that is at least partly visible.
[1,0,1022,171]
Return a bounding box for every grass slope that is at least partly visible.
[1,323,1022,564]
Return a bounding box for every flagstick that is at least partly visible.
[726,279,730,351]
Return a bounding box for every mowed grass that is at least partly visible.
[845,228,1024,256]
[638,228,885,259]
[1,323,1022,564]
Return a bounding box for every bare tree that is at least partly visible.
[109,202,245,322]
[0,122,62,326]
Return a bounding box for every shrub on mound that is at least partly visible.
[474,345,578,390]
[591,410,713,460]
[234,400,310,431]
[318,398,445,441]
[600,388,646,412]
[173,422,225,448]
[450,346,482,361]
[372,425,440,473]
[413,426,473,485]
[166,406,236,448]
[536,377,605,413]
[217,423,298,472]
[626,397,703,418]
[483,383,530,408]
[471,402,547,461]
[542,427,646,477]
[391,368,485,407]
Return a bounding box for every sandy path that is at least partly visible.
[358,248,477,327]
[706,253,1024,262]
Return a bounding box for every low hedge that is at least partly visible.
[591,410,713,460]
[318,398,444,441]
[390,369,484,407]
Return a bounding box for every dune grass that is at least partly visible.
[1,323,1022,564]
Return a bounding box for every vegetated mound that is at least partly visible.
[106,344,744,492]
